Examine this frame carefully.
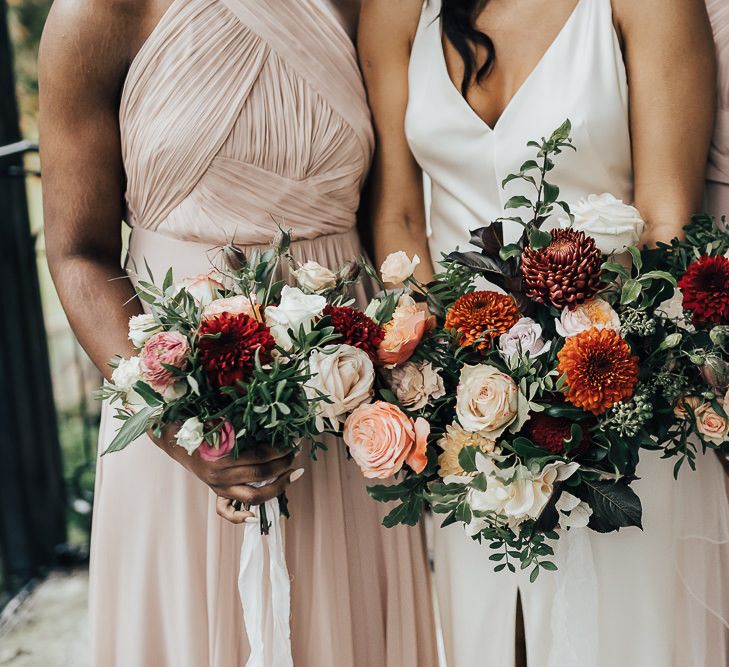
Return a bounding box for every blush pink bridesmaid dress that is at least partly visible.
[708,0,729,218]
[88,1,437,665]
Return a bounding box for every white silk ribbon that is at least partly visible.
[238,497,293,667]
[547,528,598,667]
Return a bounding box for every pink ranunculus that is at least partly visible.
[140,331,190,393]
[377,296,432,368]
[343,401,430,478]
[198,421,236,462]
[202,295,254,320]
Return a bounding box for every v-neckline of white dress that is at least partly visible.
[436,0,586,133]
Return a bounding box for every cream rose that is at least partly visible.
[265,286,327,350]
[176,417,204,455]
[174,272,224,306]
[555,298,621,339]
[456,364,519,437]
[389,360,445,411]
[498,317,551,361]
[304,344,375,429]
[695,402,729,445]
[128,314,160,349]
[380,251,421,284]
[293,261,338,294]
[202,295,255,320]
[561,193,645,255]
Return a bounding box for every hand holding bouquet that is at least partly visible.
[101,232,374,531]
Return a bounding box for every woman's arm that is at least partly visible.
[615,0,716,246]
[358,0,435,282]
[40,0,140,376]
[39,0,297,514]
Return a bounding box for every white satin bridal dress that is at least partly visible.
[405,0,729,665]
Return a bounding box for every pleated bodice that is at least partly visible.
[119,0,374,246]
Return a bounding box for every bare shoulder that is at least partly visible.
[612,0,713,43]
[359,0,424,54]
[39,0,150,92]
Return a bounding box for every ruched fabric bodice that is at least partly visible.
[708,0,729,189]
[120,0,374,246]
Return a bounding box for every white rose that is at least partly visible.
[128,314,160,349]
[176,417,204,455]
[390,361,446,410]
[380,251,421,284]
[202,295,254,319]
[556,491,593,529]
[555,298,621,339]
[174,272,224,307]
[498,317,551,361]
[468,458,580,528]
[561,193,645,255]
[111,356,142,393]
[304,345,374,429]
[456,364,520,437]
[293,261,337,294]
[265,286,327,350]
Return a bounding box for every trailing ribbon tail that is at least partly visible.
[238,499,293,667]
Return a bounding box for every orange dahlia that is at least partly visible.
[557,328,639,415]
[445,291,521,351]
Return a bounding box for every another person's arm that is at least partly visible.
[39,0,296,518]
[615,0,716,246]
[358,0,434,282]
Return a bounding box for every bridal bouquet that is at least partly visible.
[345,121,728,579]
[101,232,379,530]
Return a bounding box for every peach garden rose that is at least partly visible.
[377,295,432,368]
[343,401,429,478]
[694,402,729,445]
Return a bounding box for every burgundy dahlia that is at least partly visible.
[324,304,384,362]
[677,255,729,327]
[197,312,276,388]
[524,413,592,456]
[520,228,603,310]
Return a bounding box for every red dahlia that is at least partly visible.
[324,304,384,362]
[677,255,729,327]
[524,413,592,456]
[520,228,603,310]
[197,312,276,389]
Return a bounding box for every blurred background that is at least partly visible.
[1,1,95,663]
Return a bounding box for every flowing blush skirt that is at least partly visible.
[89,227,438,667]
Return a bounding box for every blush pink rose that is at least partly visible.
[202,295,254,320]
[343,401,430,478]
[377,296,433,368]
[199,421,236,462]
[140,331,190,393]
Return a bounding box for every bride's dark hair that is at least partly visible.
[440,0,494,95]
